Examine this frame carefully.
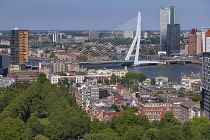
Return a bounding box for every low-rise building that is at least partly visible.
[180,100,201,121]
[9,71,38,83]
[138,97,173,121]
[155,76,169,86]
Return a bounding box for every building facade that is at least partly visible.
[188,29,197,55]
[166,24,180,56]
[160,6,174,52]
[10,28,29,65]
[202,27,210,52]
[202,52,210,119]
[89,31,99,40]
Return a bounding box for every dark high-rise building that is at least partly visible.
[169,6,175,25]
[166,24,180,56]
[0,55,3,75]
[10,28,29,65]
[202,52,210,119]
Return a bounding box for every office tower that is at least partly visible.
[202,27,210,52]
[188,29,197,55]
[89,31,99,40]
[10,28,29,65]
[143,31,149,38]
[166,24,180,56]
[160,6,175,52]
[0,55,2,75]
[196,32,202,54]
[124,30,134,38]
[206,30,210,52]
[52,32,58,42]
[202,52,210,119]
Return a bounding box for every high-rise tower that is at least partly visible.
[160,6,175,52]
[202,52,210,119]
[10,28,29,65]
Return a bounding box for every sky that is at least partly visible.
[0,0,209,30]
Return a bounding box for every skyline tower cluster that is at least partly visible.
[160,5,180,56]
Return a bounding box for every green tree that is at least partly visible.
[123,125,144,140]
[37,72,49,84]
[89,118,106,134]
[49,53,55,58]
[110,74,118,85]
[35,135,49,140]
[43,49,50,53]
[0,117,25,140]
[156,125,185,140]
[104,79,110,85]
[190,94,202,102]
[99,88,109,99]
[159,111,179,128]
[111,104,120,112]
[132,86,139,92]
[22,115,45,140]
[150,79,155,85]
[59,73,67,76]
[142,128,160,140]
[113,110,150,135]
[75,71,86,75]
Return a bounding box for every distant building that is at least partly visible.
[188,29,202,55]
[166,24,180,56]
[181,73,201,90]
[10,28,29,65]
[9,71,38,83]
[205,30,210,52]
[188,29,197,55]
[202,52,210,119]
[201,27,210,52]
[89,31,99,40]
[143,31,149,38]
[155,76,169,86]
[180,100,201,121]
[52,32,58,42]
[124,30,134,38]
[160,5,174,52]
[138,97,173,121]
[196,32,202,54]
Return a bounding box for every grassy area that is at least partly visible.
[38,118,50,126]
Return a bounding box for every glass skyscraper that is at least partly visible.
[160,6,175,53]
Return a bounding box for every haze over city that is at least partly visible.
[0,0,209,30]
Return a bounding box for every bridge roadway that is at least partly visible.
[78,60,161,66]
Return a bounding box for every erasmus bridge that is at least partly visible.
[78,12,161,66]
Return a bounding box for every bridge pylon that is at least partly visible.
[125,12,141,65]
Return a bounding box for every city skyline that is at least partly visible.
[0,0,209,30]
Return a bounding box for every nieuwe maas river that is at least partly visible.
[2,55,202,83]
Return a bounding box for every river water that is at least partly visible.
[2,55,202,83]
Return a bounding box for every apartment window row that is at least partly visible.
[146,112,161,115]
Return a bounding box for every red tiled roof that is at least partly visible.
[114,96,123,99]
[117,86,124,89]
[102,98,108,100]
[103,112,122,117]
[97,110,104,115]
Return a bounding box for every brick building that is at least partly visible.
[138,97,173,121]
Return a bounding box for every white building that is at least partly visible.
[124,30,134,38]
[181,73,201,90]
[155,76,169,86]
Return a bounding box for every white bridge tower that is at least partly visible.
[125,12,141,65]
